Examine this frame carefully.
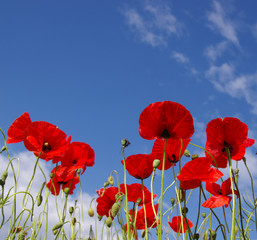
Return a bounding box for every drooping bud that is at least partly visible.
[202,212,206,218]
[108,176,114,186]
[208,230,217,240]
[49,173,54,178]
[121,139,130,147]
[17,230,27,240]
[1,171,8,182]
[184,149,190,157]
[141,230,146,238]
[37,195,43,207]
[153,159,161,168]
[104,181,109,188]
[98,215,103,221]
[170,198,175,205]
[69,207,74,215]
[111,202,120,217]
[191,154,199,160]
[52,222,64,232]
[182,207,188,215]
[0,146,6,154]
[71,217,76,226]
[235,168,239,175]
[136,198,142,205]
[64,187,70,195]
[88,207,94,217]
[105,217,112,228]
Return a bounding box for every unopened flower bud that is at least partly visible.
[104,181,109,188]
[53,230,58,235]
[88,207,94,217]
[49,173,54,178]
[108,176,114,186]
[178,188,186,202]
[209,230,217,240]
[182,207,188,215]
[69,207,74,215]
[64,187,70,195]
[52,222,64,232]
[184,149,190,157]
[153,159,161,168]
[0,146,6,153]
[71,217,76,226]
[202,212,206,218]
[98,215,103,221]
[77,168,82,174]
[121,139,130,147]
[37,195,43,207]
[106,217,112,227]
[235,168,239,175]
[1,171,8,182]
[170,198,175,205]
[141,230,146,238]
[17,230,27,240]
[111,202,120,217]
[137,198,142,205]
[191,154,199,160]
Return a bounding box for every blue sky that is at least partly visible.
[1,0,257,238]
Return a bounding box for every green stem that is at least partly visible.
[141,179,148,240]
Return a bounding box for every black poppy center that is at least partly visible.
[161,129,170,138]
[168,154,177,163]
[73,159,78,164]
[221,141,233,154]
[218,189,222,195]
[57,181,68,185]
[43,142,52,153]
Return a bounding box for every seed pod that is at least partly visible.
[111,203,120,217]
[121,139,130,147]
[88,207,94,217]
[153,159,161,168]
[52,222,64,232]
[37,195,43,207]
[106,217,113,228]
[64,187,70,195]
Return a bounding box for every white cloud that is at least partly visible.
[207,1,239,46]
[171,51,189,63]
[204,41,228,62]
[122,3,182,47]
[206,63,257,114]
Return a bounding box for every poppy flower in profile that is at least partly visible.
[121,154,154,180]
[53,142,95,174]
[129,203,159,230]
[7,112,32,144]
[202,178,239,208]
[177,157,223,190]
[151,138,191,170]
[168,216,193,233]
[46,165,79,195]
[120,183,157,206]
[205,117,255,168]
[139,101,194,140]
[23,121,70,161]
[96,187,120,218]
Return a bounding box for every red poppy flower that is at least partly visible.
[177,157,223,190]
[120,183,157,206]
[7,112,32,144]
[139,101,194,140]
[121,154,154,180]
[53,142,95,174]
[151,138,190,170]
[202,178,239,208]
[23,121,70,161]
[168,216,193,233]
[46,165,79,195]
[129,203,158,230]
[205,117,255,168]
[96,187,120,217]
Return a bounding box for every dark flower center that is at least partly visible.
[161,129,170,138]
[57,181,68,185]
[218,189,222,195]
[73,159,78,164]
[168,154,177,163]
[222,141,233,154]
[43,142,52,153]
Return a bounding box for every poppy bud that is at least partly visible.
[52,222,63,232]
[88,207,94,217]
[71,217,76,226]
[106,217,112,228]
[17,230,27,240]
[208,230,216,240]
[49,173,54,178]
[141,230,146,238]
[235,168,239,175]
[1,171,8,182]
[182,207,188,215]
[170,198,175,205]
[108,176,114,186]
[64,187,70,195]
[111,202,120,217]
[121,139,130,147]
[104,181,109,188]
[137,198,142,205]
[191,154,199,160]
[77,169,82,174]
[202,212,206,218]
[37,195,43,207]
[0,146,6,153]
[53,230,58,235]
[193,233,199,239]
[178,188,185,202]
[184,149,190,157]
[69,207,74,215]
[98,215,103,221]
[153,159,161,168]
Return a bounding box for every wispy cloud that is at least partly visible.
[171,51,189,63]
[206,63,257,114]
[122,3,182,47]
[204,41,228,62]
[207,1,239,46]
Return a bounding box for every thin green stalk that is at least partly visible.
[194,182,202,236]
[141,179,148,240]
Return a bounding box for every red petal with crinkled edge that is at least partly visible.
[23,121,70,161]
[245,138,255,147]
[7,112,32,144]
[139,101,194,140]
[151,138,190,170]
[205,182,221,196]
[121,154,154,179]
[168,216,193,233]
[120,183,157,206]
[180,179,201,190]
[221,178,239,198]
[202,195,232,208]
